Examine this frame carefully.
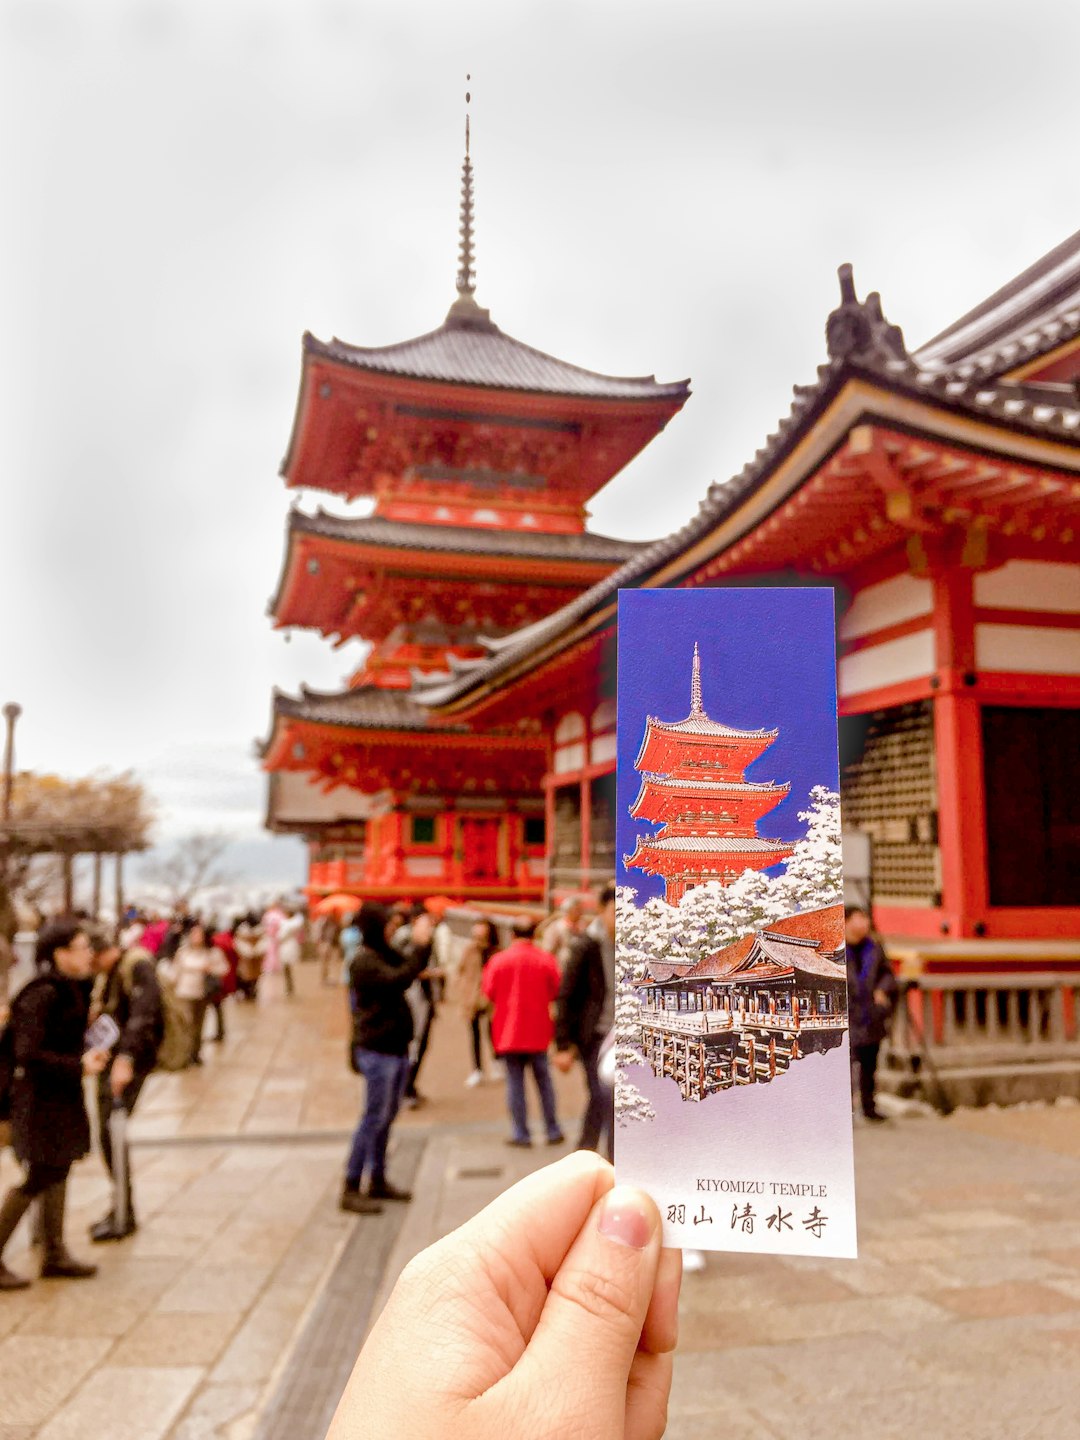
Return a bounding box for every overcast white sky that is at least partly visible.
[1,0,1077,887]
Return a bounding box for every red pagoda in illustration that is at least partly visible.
[624,645,793,903]
[263,95,689,905]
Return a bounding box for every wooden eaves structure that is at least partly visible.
[414,241,1080,951]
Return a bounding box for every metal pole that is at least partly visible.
[1,702,20,825]
[0,703,21,1013]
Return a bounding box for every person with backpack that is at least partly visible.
[0,920,109,1291]
[86,931,164,1242]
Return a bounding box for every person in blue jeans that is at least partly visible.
[341,904,433,1214]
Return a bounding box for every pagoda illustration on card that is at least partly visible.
[624,643,794,904]
[624,644,848,1103]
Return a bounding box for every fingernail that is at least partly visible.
[597,1187,655,1249]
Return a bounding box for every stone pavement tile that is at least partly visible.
[1045,1276,1080,1303]
[928,1251,1076,1288]
[782,1369,1080,1440]
[167,1381,262,1440]
[930,1280,1077,1320]
[858,1234,955,1263]
[909,1181,1028,1208]
[755,1293,949,1344]
[826,1256,950,1297]
[668,1350,791,1433]
[156,1263,270,1315]
[1042,1246,1080,1271]
[0,1426,36,1440]
[35,1365,204,1440]
[209,1290,311,1385]
[18,1286,157,1339]
[123,1227,207,1261]
[108,1311,242,1367]
[924,1206,1027,1232]
[0,1334,111,1425]
[200,1221,302,1269]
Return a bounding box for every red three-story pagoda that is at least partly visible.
[262,111,689,904]
[625,644,794,902]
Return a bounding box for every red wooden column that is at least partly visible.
[931,559,988,937]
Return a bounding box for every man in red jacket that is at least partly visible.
[483,917,564,1148]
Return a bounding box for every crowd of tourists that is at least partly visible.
[0,888,895,1292]
[0,898,309,1290]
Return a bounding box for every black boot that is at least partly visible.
[0,1188,33,1290]
[40,1181,97,1280]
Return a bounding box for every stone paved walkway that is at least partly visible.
[2,962,1079,1439]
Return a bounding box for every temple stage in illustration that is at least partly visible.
[637,903,848,1101]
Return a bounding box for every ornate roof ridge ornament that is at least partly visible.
[446,73,494,330]
[825,263,908,364]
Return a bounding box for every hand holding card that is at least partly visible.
[614,589,858,1259]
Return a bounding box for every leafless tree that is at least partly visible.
[141,832,235,911]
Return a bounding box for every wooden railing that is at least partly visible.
[883,972,1080,1107]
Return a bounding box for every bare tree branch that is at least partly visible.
[140,832,235,911]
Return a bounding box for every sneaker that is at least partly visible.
[464,1069,484,1089]
[488,1062,505,1081]
[546,1132,566,1146]
[505,1137,532,1149]
[367,1180,413,1203]
[340,1190,384,1215]
[863,1111,888,1124]
[402,1093,425,1110]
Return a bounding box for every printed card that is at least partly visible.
[614,588,857,1258]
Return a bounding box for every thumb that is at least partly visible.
[518,1186,662,1424]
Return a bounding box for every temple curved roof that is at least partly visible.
[305,310,690,402]
[412,261,1080,716]
[644,713,777,740]
[286,508,644,563]
[271,683,459,734]
[630,835,792,854]
[635,775,787,794]
[915,228,1080,380]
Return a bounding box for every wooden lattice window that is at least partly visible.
[840,701,939,905]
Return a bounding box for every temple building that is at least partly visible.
[262,110,689,904]
[637,904,848,1100]
[415,237,1080,960]
[624,644,793,903]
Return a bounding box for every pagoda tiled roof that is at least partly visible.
[304,309,690,402]
[636,775,787,793]
[288,508,644,563]
[914,228,1080,380]
[645,713,777,740]
[272,683,466,735]
[630,835,792,854]
[413,260,1080,714]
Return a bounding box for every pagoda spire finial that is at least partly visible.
[446,74,492,329]
[690,642,704,717]
[456,75,475,298]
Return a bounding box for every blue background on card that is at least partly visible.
[615,588,840,902]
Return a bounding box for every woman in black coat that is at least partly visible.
[0,920,109,1290]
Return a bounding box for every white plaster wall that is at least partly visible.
[837,628,935,698]
[974,560,1080,613]
[838,573,934,640]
